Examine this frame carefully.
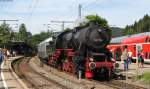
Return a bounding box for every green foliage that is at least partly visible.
[143,72,150,83]
[84,15,112,42]
[0,22,34,48]
[63,28,71,32]
[30,31,53,47]
[0,22,54,48]
[85,15,111,36]
[85,15,109,28]
[111,27,124,37]
[0,22,11,43]
[124,14,150,35]
[132,74,143,81]
[132,72,150,83]
[18,23,29,42]
[79,15,109,29]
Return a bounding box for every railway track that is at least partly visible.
[12,57,68,89]
[93,79,147,89]
[40,64,147,89]
[32,57,148,89]
[12,57,148,89]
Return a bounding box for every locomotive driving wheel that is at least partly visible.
[62,49,75,73]
[62,60,75,73]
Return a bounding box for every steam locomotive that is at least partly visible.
[38,22,114,80]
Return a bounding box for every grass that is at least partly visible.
[132,74,143,81]
[132,72,150,83]
[142,72,150,83]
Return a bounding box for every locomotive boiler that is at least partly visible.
[38,22,114,80]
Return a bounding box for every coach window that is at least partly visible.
[146,37,150,42]
[46,41,54,55]
[148,52,150,59]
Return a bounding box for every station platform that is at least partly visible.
[0,56,27,89]
[116,61,150,77]
[114,61,150,88]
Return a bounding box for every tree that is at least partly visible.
[83,15,112,42]
[64,28,71,31]
[30,31,53,47]
[18,23,29,42]
[124,14,150,35]
[84,15,111,36]
[0,22,11,43]
[85,15,109,28]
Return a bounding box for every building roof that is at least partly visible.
[38,37,52,45]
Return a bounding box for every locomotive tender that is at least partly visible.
[38,22,114,80]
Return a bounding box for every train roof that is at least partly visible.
[38,37,52,46]
[111,32,150,44]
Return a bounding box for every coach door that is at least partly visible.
[142,43,150,60]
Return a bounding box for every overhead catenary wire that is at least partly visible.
[67,4,77,19]
[28,0,34,10]
[82,0,100,9]
[67,0,88,20]
[69,0,100,20]
[50,21,74,31]
[0,0,19,32]
[26,0,39,23]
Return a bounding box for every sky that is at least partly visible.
[0,0,150,34]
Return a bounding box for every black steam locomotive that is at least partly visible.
[38,22,114,80]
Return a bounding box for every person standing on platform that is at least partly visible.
[3,49,8,65]
[121,46,129,71]
[140,50,144,68]
[7,50,10,57]
[0,49,4,66]
[137,50,144,68]
[128,51,132,64]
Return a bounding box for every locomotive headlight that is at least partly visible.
[89,58,94,62]
[89,62,96,70]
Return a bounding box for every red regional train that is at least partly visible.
[107,32,150,63]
